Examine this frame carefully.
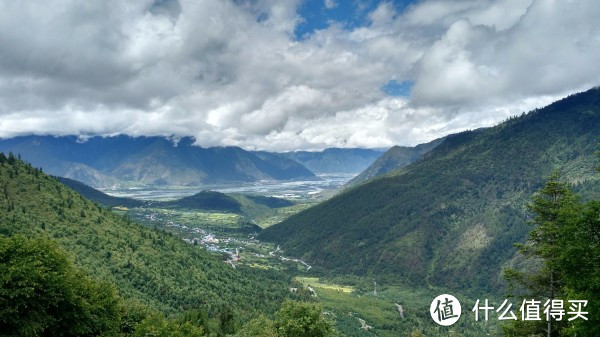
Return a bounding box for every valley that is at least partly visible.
[99,183,500,336]
[102,173,353,272]
[3,1,599,336]
[100,172,354,201]
[2,85,598,335]
[29,86,599,336]
[121,205,314,273]
[94,171,502,336]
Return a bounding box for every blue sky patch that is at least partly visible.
[294,0,416,40]
[381,80,414,97]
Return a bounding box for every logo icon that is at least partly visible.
[430,294,461,326]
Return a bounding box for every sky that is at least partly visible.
[0,0,599,151]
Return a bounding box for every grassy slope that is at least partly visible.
[259,88,600,294]
[0,158,291,319]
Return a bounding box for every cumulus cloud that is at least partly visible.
[0,0,598,150]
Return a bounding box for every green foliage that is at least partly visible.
[410,329,425,337]
[527,173,579,262]
[296,276,497,337]
[218,307,237,336]
[502,173,576,335]
[0,232,221,337]
[58,176,145,208]
[177,309,212,336]
[131,313,205,337]
[231,195,311,229]
[502,173,600,336]
[274,300,337,337]
[0,235,121,337]
[232,315,278,337]
[552,200,600,336]
[233,300,336,337]
[119,299,155,335]
[0,156,291,323]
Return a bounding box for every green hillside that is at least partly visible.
[57,176,146,208]
[55,177,298,225]
[259,87,600,293]
[163,191,243,213]
[0,154,293,320]
[164,191,293,215]
[346,137,444,187]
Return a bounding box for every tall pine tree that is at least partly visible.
[504,167,599,336]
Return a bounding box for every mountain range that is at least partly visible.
[282,148,386,174]
[0,136,397,188]
[259,87,600,293]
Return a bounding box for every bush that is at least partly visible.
[0,235,121,336]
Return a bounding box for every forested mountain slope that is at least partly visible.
[260,87,600,293]
[57,176,146,208]
[0,155,291,319]
[346,137,444,187]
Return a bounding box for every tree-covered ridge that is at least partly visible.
[0,153,292,321]
[162,191,243,213]
[259,87,600,293]
[58,176,146,208]
[57,176,296,216]
[345,137,444,187]
[0,233,335,336]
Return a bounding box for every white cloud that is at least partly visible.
[0,0,599,151]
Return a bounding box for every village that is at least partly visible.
[125,205,313,272]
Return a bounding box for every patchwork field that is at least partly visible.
[124,205,314,273]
